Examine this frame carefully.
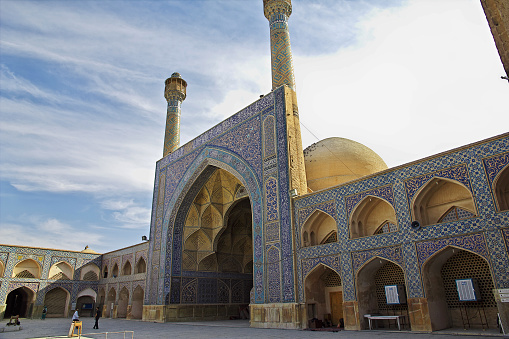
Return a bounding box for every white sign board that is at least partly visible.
[456,279,479,301]
[497,289,509,294]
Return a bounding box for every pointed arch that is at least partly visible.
[122,260,132,276]
[102,265,108,279]
[412,177,476,226]
[81,263,100,281]
[44,287,71,317]
[117,287,129,318]
[301,209,337,247]
[5,286,36,318]
[12,259,41,278]
[112,263,119,278]
[421,246,497,330]
[494,164,509,211]
[154,147,262,306]
[304,263,343,328]
[105,287,117,318]
[356,257,407,329]
[131,285,144,319]
[350,195,397,239]
[135,257,146,274]
[48,261,74,280]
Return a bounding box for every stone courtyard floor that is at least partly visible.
[0,318,506,339]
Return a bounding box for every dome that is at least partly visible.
[81,246,99,254]
[171,72,182,78]
[304,137,388,192]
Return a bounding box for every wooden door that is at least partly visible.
[330,291,343,326]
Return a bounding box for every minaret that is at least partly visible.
[163,72,187,157]
[263,0,307,196]
[263,0,296,91]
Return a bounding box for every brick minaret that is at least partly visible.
[163,72,187,156]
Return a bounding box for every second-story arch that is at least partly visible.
[412,177,476,227]
[12,259,41,279]
[301,210,337,247]
[135,257,146,274]
[494,164,509,211]
[350,196,397,239]
[122,261,132,276]
[80,263,100,281]
[48,261,74,280]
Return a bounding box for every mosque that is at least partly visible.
[1,0,508,333]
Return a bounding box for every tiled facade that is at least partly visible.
[0,242,148,320]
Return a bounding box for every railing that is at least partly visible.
[45,331,134,339]
[85,331,134,339]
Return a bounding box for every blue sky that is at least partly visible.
[0,0,507,253]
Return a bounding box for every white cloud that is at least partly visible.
[0,217,104,251]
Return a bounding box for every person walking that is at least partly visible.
[41,306,47,320]
[72,309,79,322]
[93,306,102,329]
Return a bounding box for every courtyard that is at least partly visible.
[0,318,505,339]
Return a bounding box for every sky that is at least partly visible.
[0,0,507,253]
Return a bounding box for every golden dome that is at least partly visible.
[81,246,99,254]
[304,137,388,192]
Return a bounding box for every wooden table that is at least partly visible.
[364,315,404,330]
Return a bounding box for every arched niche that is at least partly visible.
[412,178,476,226]
[304,264,343,328]
[80,263,100,281]
[112,263,119,278]
[122,261,132,276]
[105,287,116,317]
[48,261,74,280]
[0,260,4,277]
[117,287,129,318]
[102,265,108,279]
[44,287,70,317]
[494,164,509,211]
[135,257,146,274]
[97,288,106,306]
[5,286,36,318]
[350,196,397,239]
[421,246,497,330]
[12,259,41,279]
[356,257,408,329]
[131,285,144,319]
[301,210,337,247]
[76,288,96,317]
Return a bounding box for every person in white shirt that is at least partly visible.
[72,309,79,322]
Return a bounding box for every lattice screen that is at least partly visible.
[374,262,407,311]
[322,269,341,287]
[44,288,67,315]
[441,250,496,308]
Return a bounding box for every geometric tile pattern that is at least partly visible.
[415,233,488,270]
[352,246,404,273]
